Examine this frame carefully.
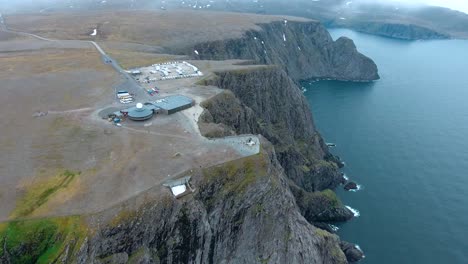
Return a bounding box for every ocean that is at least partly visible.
[302,29,468,263]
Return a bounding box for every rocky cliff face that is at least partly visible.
[177,21,379,82]
[199,66,343,192]
[100,143,346,264]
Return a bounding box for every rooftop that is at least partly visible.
[126,103,155,121]
[153,95,194,111]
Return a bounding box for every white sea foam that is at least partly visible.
[345,206,360,217]
[355,244,364,254]
[349,184,362,192]
[330,224,339,232]
[343,174,349,181]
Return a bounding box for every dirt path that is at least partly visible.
[47,107,94,114]
[121,126,190,140]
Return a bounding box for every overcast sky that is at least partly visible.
[425,0,468,13]
[353,0,468,13]
[0,0,468,14]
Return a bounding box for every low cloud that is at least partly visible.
[345,0,468,13]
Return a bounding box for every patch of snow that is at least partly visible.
[339,17,346,20]
[90,29,97,36]
[261,40,265,45]
[283,33,286,42]
[346,1,352,6]
[194,50,199,55]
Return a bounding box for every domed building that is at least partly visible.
[126,103,154,121]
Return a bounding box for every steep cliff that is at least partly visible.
[179,21,379,82]
[0,141,352,264]
[199,66,344,192]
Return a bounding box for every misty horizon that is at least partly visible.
[0,0,468,14]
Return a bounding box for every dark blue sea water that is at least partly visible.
[303,29,468,263]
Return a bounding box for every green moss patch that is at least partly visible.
[320,189,342,208]
[11,170,80,219]
[200,153,268,209]
[0,216,87,263]
[204,153,267,195]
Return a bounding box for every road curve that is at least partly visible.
[0,22,151,101]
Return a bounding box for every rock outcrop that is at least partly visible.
[340,241,365,263]
[344,182,358,191]
[181,21,379,82]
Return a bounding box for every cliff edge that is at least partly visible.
[186,21,379,82]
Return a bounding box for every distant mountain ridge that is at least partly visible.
[5,0,466,40]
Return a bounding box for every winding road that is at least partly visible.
[0,15,150,101]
